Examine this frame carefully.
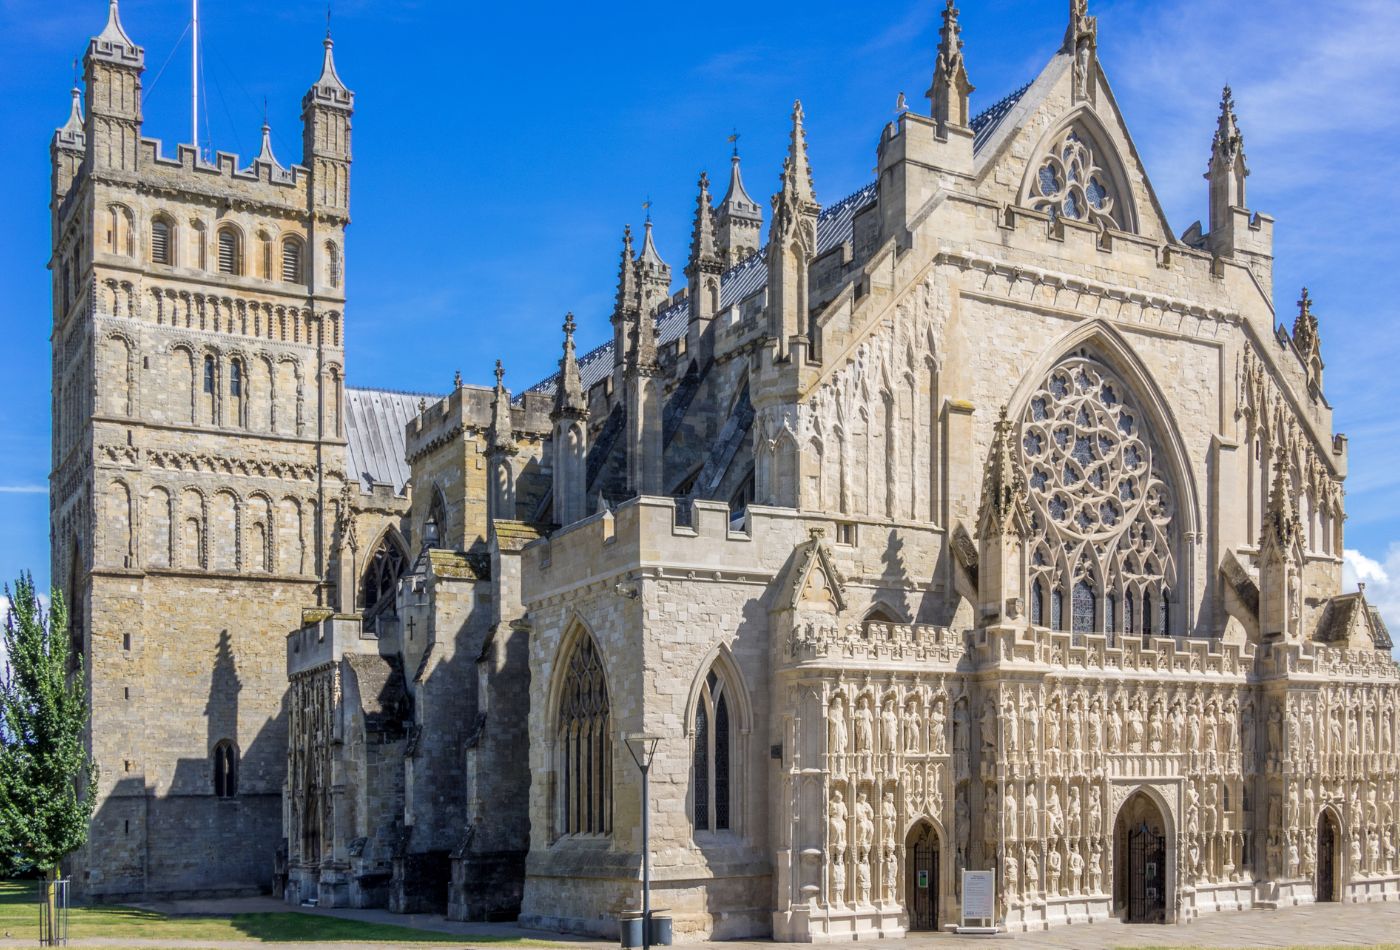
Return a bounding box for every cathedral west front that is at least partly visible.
[49,0,1400,940]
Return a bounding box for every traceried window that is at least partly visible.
[1021,354,1178,640]
[361,532,407,621]
[692,667,734,833]
[1028,129,1122,232]
[556,634,611,837]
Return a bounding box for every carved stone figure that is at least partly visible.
[1047,847,1062,896]
[882,847,897,902]
[831,855,847,906]
[829,788,849,858]
[857,854,872,906]
[930,697,947,755]
[1067,786,1082,840]
[856,791,875,857]
[1024,786,1039,840]
[1068,846,1084,895]
[1004,855,1019,903]
[1025,852,1040,896]
[1088,785,1102,837]
[881,699,899,755]
[904,701,922,753]
[829,696,849,765]
[1045,784,1064,839]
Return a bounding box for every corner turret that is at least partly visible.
[685,172,722,364]
[716,147,762,267]
[636,217,671,317]
[1205,86,1272,266]
[302,34,353,215]
[52,87,85,206]
[84,0,144,174]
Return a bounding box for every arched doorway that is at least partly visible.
[904,821,940,931]
[1113,790,1168,923]
[1317,811,1339,902]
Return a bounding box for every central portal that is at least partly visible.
[904,822,940,931]
[1113,790,1168,924]
[1317,812,1339,902]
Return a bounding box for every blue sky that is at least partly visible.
[1,0,1398,628]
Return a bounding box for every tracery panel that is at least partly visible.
[556,633,611,837]
[1020,355,1177,638]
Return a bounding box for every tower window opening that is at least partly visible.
[217,229,241,275]
[151,218,172,265]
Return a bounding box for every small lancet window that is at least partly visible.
[203,356,216,395]
[281,237,303,283]
[217,228,241,275]
[212,740,238,798]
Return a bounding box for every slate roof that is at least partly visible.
[344,387,440,494]
[526,87,1027,400]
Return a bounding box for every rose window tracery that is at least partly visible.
[1029,129,1122,232]
[1020,355,1177,639]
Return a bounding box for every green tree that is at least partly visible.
[0,573,97,942]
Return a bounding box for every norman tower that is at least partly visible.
[49,0,353,898]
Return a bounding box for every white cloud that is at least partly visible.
[0,486,46,494]
[1342,546,1400,646]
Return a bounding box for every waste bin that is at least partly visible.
[618,911,644,948]
[648,911,673,946]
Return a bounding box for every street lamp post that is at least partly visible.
[625,734,661,950]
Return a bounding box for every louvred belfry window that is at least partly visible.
[217,229,240,275]
[151,219,172,265]
[1021,354,1178,638]
[556,634,611,837]
[282,238,303,283]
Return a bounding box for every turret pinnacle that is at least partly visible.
[635,217,672,317]
[717,146,762,266]
[253,122,282,170]
[1210,85,1246,173]
[90,0,142,65]
[766,100,821,361]
[1206,84,1250,246]
[55,86,84,151]
[305,35,353,111]
[552,313,587,417]
[489,360,517,455]
[977,406,1031,539]
[927,0,974,131]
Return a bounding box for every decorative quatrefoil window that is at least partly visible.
[1029,128,1123,232]
[1020,355,1177,639]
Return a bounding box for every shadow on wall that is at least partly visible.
[83,629,286,900]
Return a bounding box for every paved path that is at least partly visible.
[2,897,1400,948]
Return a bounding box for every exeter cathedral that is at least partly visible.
[49,0,1400,939]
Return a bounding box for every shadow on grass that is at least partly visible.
[2,880,559,945]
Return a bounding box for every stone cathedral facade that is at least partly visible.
[51,0,1400,940]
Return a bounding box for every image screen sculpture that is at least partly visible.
[1020,355,1177,640]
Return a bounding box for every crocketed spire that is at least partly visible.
[687,172,719,273]
[977,406,1031,538]
[1261,453,1301,557]
[775,100,818,219]
[489,360,517,455]
[1210,85,1247,175]
[552,313,587,417]
[927,0,974,130]
[614,225,639,317]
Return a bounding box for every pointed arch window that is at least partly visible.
[424,488,448,550]
[556,634,611,837]
[692,667,736,833]
[1021,354,1179,638]
[1025,126,1131,233]
[361,531,407,620]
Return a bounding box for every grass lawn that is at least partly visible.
[0,880,557,945]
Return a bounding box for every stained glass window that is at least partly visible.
[1021,355,1178,637]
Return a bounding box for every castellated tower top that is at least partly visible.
[90,0,143,67]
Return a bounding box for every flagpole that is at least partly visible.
[192,0,199,152]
